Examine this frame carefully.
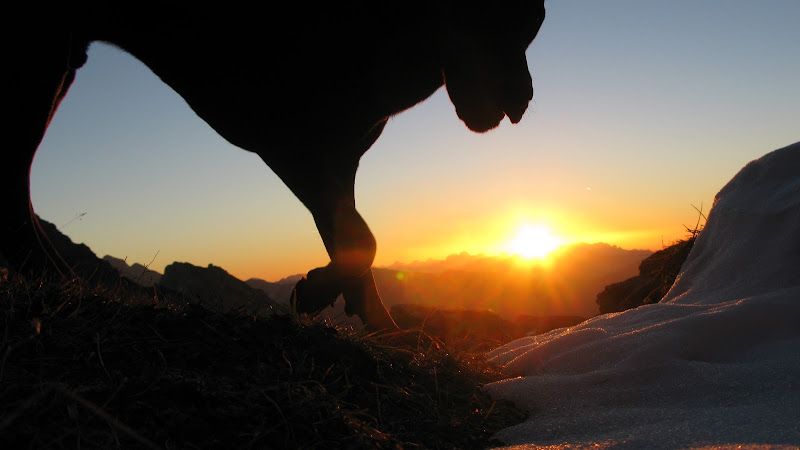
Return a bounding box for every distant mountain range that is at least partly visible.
[240,243,650,318]
[372,243,652,318]
[32,216,655,338]
[106,242,651,319]
[244,274,303,306]
[103,256,283,315]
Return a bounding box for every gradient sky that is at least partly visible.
[31,1,800,282]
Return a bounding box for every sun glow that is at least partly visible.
[508,224,562,259]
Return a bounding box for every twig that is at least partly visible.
[59,212,87,229]
[96,332,112,380]
[137,250,160,285]
[683,203,707,238]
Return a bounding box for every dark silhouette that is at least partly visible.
[595,238,695,314]
[3,2,545,330]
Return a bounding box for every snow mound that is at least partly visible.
[486,142,800,448]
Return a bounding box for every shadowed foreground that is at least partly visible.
[0,273,524,448]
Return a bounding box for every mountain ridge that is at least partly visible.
[246,243,652,318]
[37,217,651,320]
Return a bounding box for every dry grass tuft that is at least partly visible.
[1,271,525,449]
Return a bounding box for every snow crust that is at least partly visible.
[486,142,800,449]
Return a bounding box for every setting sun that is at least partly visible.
[508,224,562,259]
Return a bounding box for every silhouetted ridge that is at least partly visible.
[159,262,283,315]
[103,255,162,286]
[595,237,695,314]
[33,218,122,282]
[245,276,300,304]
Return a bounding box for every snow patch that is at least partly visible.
[486,142,800,448]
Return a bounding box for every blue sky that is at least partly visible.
[31,1,800,281]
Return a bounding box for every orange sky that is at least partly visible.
[30,3,799,282]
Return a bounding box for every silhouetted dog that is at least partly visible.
[4,2,545,329]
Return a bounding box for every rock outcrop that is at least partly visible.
[158,262,283,316]
[595,237,694,314]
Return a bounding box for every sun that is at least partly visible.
[508,224,562,259]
